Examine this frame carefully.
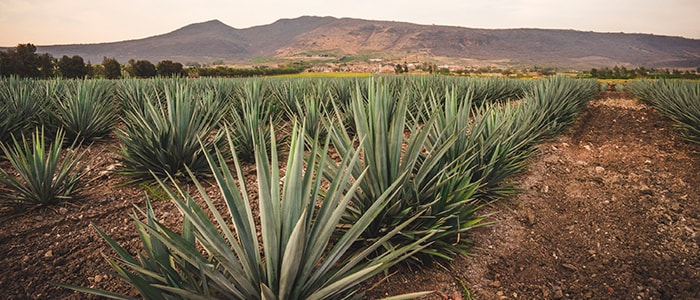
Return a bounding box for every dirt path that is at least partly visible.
[367,92,700,299]
[0,92,698,299]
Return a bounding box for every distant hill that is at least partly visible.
[32,16,700,68]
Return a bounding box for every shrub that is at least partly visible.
[628,79,700,143]
[324,78,485,260]
[229,79,281,162]
[116,81,227,183]
[50,79,119,144]
[0,76,46,144]
[61,123,428,299]
[0,128,84,206]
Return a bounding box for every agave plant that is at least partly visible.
[229,79,281,162]
[523,76,599,139]
[0,76,46,144]
[116,81,227,183]
[466,101,541,199]
[115,78,161,114]
[49,79,119,144]
[463,76,598,199]
[0,128,84,206]
[628,79,700,143]
[279,79,332,139]
[61,122,429,299]
[269,78,308,122]
[323,78,485,260]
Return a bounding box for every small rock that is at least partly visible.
[594,166,605,174]
[669,202,680,211]
[527,211,536,226]
[575,160,588,166]
[583,145,592,151]
[553,286,564,299]
[639,185,654,195]
[94,274,103,283]
[99,164,119,177]
[648,277,662,288]
[496,291,504,297]
[44,250,53,258]
[604,174,621,185]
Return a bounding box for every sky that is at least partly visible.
[1,0,699,46]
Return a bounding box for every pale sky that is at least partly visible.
[1,0,699,46]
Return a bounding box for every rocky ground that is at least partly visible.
[0,91,698,299]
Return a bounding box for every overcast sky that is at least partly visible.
[1,0,699,46]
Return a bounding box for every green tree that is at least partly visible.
[394,63,404,74]
[102,57,121,79]
[38,53,55,78]
[156,60,184,77]
[0,43,41,77]
[57,55,87,78]
[128,59,157,78]
[85,62,95,78]
[421,62,436,74]
[590,68,599,78]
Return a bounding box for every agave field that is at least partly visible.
[0,75,698,299]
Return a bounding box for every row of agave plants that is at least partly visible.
[0,75,598,299]
[627,79,700,144]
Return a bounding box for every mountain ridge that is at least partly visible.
[29,16,700,68]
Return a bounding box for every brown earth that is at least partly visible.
[0,91,698,299]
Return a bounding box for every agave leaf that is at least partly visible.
[278,209,307,299]
[378,291,436,300]
[306,264,383,300]
[54,283,136,300]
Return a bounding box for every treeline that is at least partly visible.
[194,63,306,77]
[0,44,186,79]
[0,43,306,79]
[586,66,700,79]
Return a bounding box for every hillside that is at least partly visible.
[33,16,700,68]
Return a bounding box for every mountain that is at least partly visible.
[36,20,249,64]
[33,16,700,68]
